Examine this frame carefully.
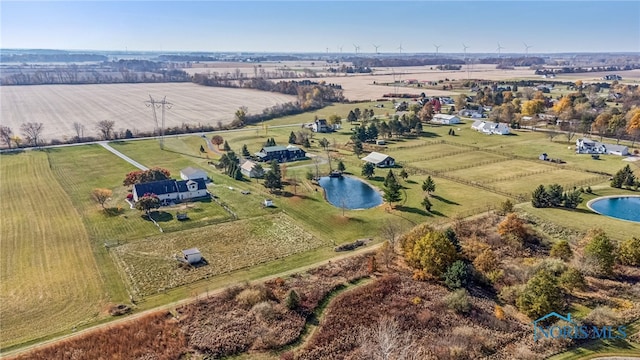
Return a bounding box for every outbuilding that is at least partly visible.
[182,248,202,264]
[180,167,208,181]
[432,114,461,125]
[362,152,396,168]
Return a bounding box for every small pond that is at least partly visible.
[587,196,640,223]
[318,176,382,210]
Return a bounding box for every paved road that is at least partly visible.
[98,142,148,170]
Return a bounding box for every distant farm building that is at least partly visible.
[576,138,629,156]
[432,114,461,125]
[132,179,208,203]
[263,199,274,207]
[312,118,332,133]
[602,74,622,80]
[471,120,511,135]
[459,109,483,118]
[182,248,202,264]
[180,167,208,181]
[255,145,306,163]
[240,160,264,178]
[362,152,396,168]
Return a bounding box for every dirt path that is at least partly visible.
[1,243,382,359]
[98,142,148,170]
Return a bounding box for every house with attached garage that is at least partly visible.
[575,138,629,156]
[132,178,208,203]
[255,145,306,163]
[362,152,395,168]
[471,120,511,135]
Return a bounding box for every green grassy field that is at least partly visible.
[0,152,107,349]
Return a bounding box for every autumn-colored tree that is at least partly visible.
[559,267,587,291]
[91,188,113,209]
[497,198,514,216]
[473,248,499,273]
[608,114,627,144]
[521,99,545,117]
[497,213,528,242]
[455,94,467,112]
[552,97,572,116]
[592,113,612,141]
[625,107,640,147]
[211,135,224,149]
[135,193,160,215]
[418,103,434,122]
[328,114,342,126]
[123,168,170,186]
[405,228,458,276]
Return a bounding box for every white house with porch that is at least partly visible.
[576,138,629,156]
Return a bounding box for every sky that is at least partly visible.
[1,1,639,54]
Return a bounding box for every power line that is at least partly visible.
[145,95,172,149]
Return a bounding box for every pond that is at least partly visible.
[587,196,640,223]
[318,176,383,210]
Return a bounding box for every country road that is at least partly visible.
[98,142,148,170]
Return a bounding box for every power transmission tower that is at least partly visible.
[145,95,172,149]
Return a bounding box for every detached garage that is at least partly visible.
[180,167,208,181]
[432,114,461,125]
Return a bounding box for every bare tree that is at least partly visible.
[379,219,402,249]
[547,130,559,142]
[358,316,425,360]
[96,120,116,140]
[564,123,577,143]
[0,126,14,149]
[72,122,85,141]
[20,122,44,146]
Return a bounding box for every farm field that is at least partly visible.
[0,152,107,349]
[0,83,296,140]
[111,212,329,297]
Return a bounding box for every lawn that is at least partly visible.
[0,151,107,349]
[111,213,330,297]
[491,169,608,197]
[446,159,557,184]
[406,151,509,173]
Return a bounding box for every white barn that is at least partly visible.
[362,152,395,168]
[180,167,208,181]
[240,160,265,178]
[432,114,461,125]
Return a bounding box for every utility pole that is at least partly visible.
[145,95,172,149]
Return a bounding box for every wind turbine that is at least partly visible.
[462,44,470,80]
[524,42,533,57]
[353,44,360,54]
[433,44,441,57]
[397,42,404,54]
[373,44,381,54]
[338,45,343,54]
[496,42,505,57]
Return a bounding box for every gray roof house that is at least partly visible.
[132,178,208,202]
[576,138,629,156]
[362,152,395,168]
[255,145,306,163]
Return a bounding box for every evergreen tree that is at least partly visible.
[353,139,363,158]
[584,229,616,276]
[303,137,311,148]
[444,227,462,253]
[361,162,375,178]
[531,184,550,208]
[611,165,636,188]
[223,140,231,151]
[421,196,432,212]
[383,171,402,207]
[124,129,134,139]
[347,110,357,123]
[199,145,205,153]
[443,260,469,290]
[547,184,564,207]
[399,169,409,181]
[337,161,346,172]
[422,176,436,195]
[289,131,297,144]
[562,190,583,209]
[241,144,251,157]
[367,123,379,141]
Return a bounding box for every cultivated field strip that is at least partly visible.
[0,152,106,349]
[0,83,296,140]
[112,213,330,297]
